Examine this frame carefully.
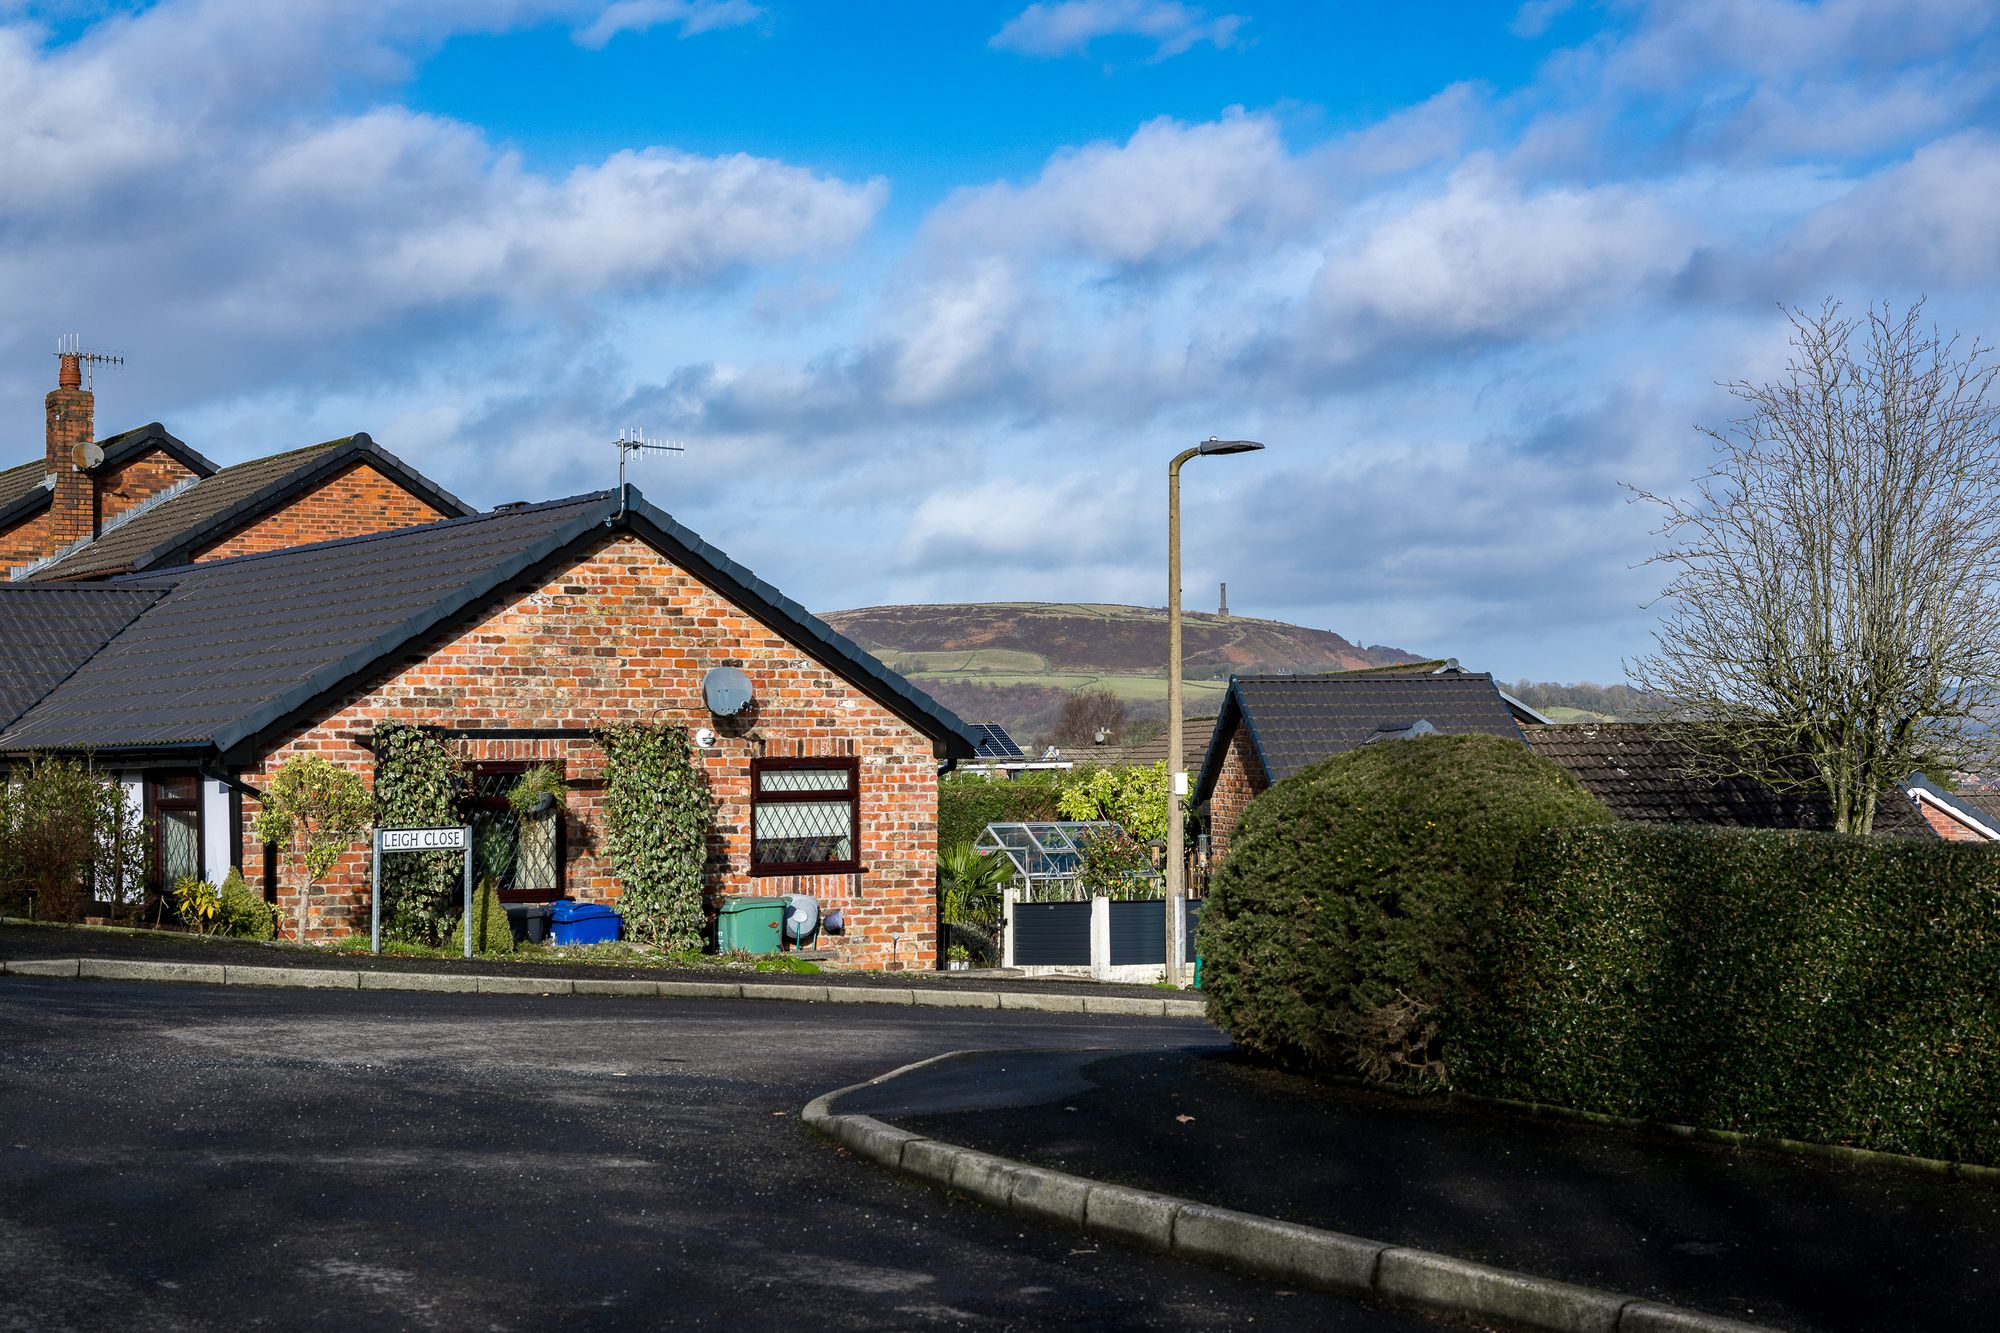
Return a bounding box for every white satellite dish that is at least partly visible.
[703,666,753,716]
[71,441,104,470]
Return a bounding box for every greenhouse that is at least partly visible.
[973,821,1120,901]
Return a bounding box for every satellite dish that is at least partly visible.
[703,666,753,716]
[783,894,819,943]
[71,441,104,470]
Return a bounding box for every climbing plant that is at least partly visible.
[254,754,370,941]
[597,723,711,951]
[370,723,466,944]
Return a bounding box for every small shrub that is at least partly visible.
[938,842,1012,931]
[370,724,465,944]
[255,754,370,941]
[447,878,514,955]
[1057,762,1173,842]
[172,877,221,935]
[0,755,149,922]
[1197,733,1610,1085]
[1074,826,1161,900]
[216,867,277,941]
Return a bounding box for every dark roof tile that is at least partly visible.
[29,434,470,580]
[0,489,978,760]
[1527,723,1931,837]
[0,585,164,730]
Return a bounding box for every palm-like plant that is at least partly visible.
[937,843,1013,931]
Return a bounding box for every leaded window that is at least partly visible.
[147,772,201,892]
[751,758,860,875]
[467,767,563,902]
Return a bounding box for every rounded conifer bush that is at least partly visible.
[1197,732,1609,1085]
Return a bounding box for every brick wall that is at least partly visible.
[242,533,942,970]
[0,509,52,577]
[1203,719,1268,863]
[195,463,449,561]
[96,449,200,529]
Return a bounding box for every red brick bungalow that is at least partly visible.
[0,490,979,970]
[3,351,470,581]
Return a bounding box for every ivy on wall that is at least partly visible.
[597,723,712,952]
[370,723,466,944]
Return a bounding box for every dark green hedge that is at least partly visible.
[938,771,1065,851]
[1197,734,1611,1084]
[1459,824,2000,1165]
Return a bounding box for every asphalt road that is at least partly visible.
[0,978,1472,1332]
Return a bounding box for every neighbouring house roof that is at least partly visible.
[0,423,219,534]
[1525,723,1932,838]
[0,487,980,762]
[1902,772,2000,841]
[0,585,165,731]
[1099,724,1214,774]
[1192,672,1526,804]
[26,434,471,581]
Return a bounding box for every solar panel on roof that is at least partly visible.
[973,722,1024,758]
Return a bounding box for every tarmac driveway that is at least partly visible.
[0,978,1470,1331]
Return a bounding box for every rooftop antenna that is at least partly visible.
[55,333,124,390]
[613,428,684,521]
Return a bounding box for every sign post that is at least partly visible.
[372,826,474,958]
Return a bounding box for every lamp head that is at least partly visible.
[1198,437,1264,456]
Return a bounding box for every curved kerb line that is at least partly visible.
[804,1051,1778,1333]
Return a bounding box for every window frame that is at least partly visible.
[749,756,862,877]
[145,770,203,894]
[465,761,567,904]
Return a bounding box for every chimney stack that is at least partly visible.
[1219,581,1229,618]
[45,341,97,546]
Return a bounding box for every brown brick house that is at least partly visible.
[0,490,978,970]
[3,351,469,581]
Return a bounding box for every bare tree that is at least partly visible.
[1048,687,1130,750]
[1628,299,2000,833]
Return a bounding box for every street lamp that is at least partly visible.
[1165,436,1264,985]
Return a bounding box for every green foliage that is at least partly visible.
[1457,823,2000,1166]
[446,877,515,955]
[1057,761,1173,842]
[938,770,1064,849]
[255,754,370,941]
[505,763,568,818]
[1198,734,1611,1085]
[172,877,221,934]
[597,723,711,952]
[369,724,466,944]
[0,755,150,922]
[937,842,1012,930]
[1074,826,1162,900]
[216,866,277,941]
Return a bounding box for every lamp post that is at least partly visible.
[1165,436,1264,985]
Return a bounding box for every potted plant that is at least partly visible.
[506,764,568,819]
[946,944,972,972]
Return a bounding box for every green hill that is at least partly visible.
[820,602,1426,744]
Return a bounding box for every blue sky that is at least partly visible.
[4,0,1998,680]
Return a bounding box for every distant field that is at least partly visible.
[1539,705,1623,723]
[883,648,1051,674]
[905,669,1231,708]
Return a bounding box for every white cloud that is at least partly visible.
[573,0,763,50]
[990,1,1245,61]
[927,111,1307,266]
[0,4,882,382]
[1307,159,1694,345]
[1780,132,2000,285]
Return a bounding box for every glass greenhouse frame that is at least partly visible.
[974,821,1121,902]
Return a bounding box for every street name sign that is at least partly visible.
[379,827,468,852]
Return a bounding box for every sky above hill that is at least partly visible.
[4,1,1998,681]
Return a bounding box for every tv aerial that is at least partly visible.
[613,428,684,519]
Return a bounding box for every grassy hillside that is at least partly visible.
[822,602,1424,743]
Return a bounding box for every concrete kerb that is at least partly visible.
[0,958,1214,1019]
[804,1052,1781,1333]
